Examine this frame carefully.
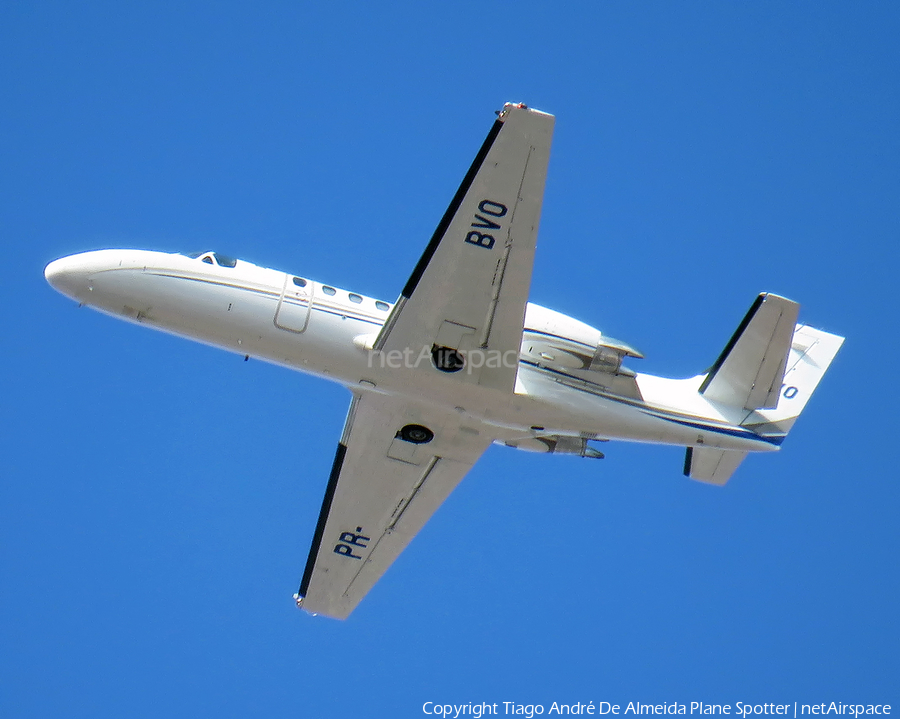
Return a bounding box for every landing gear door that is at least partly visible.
[274,274,312,333]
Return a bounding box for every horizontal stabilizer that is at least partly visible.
[684,447,748,485]
[700,293,799,411]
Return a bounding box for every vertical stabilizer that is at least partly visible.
[741,324,845,440]
[687,298,844,485]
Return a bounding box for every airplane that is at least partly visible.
[45,102,844,620]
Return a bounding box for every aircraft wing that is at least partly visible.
[373,103,555,393]
[296,390,492,619]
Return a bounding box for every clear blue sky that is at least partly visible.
[2,2,898,716]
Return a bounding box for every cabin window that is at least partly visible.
[322,286,336,296]
[202,256,214,264]
[349,293,362,304]
[375,301,390,311]
[292,277,307,288]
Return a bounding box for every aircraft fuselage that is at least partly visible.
[45,248,779,454]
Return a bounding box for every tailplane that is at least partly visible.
[685,294,844,485]
[699,293,799,411]
[684,447,748,486]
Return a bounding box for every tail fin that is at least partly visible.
[686,295,844,485]
[741,323,845,439]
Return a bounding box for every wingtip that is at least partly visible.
[497,102,554,120]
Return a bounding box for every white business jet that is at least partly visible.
[45,103,843,619]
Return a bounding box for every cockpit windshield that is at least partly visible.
[184,251,238,268]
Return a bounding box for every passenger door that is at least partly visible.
[274,274,312,333]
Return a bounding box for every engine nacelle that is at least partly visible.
[503,435,605,459]
[521,303,642,376]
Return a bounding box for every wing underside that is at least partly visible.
[298,104,555,619]
[374,103,555,393]
[296,391,492,619]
